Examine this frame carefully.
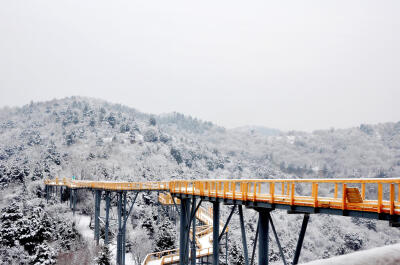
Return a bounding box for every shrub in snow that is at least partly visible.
[144,128,158,142]
[129,131,136,144]
[0,201,23,247]
[0,196,82,264]
[65,131,76,146]
[120,124,130,133]
[154,219,176,252]
[142,216,155,237]
[170,148,182,164]
[344,232,363,251]
[0,151,8,160]
[31,166,44,181]
[206,160,215,171]
[94,244,111,265]
[27,131,42,146]
[228,242,245,265]
[130,229,152,265]
[107,113,117,128]
[17,207,53,254]
[159,133,170,143]
[149,117,156,126]
[30,243,56,265]
[351,217,377,232]
[96,137,104,146]
[8,165,26,183]
[89,117,96,127]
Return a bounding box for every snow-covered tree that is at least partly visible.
[95,244,111,265]
[154,219,176,252]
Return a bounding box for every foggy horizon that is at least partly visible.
[1,1,399,131]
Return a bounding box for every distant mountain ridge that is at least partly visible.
[231,125,282,136]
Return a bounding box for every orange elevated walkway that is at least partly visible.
[45,177,400,217]
[44,177,400,265]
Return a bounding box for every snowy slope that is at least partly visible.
[302,243,400,265]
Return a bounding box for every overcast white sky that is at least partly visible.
[0,1,399,131]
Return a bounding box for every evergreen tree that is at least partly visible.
[95,244,111,265]
[0,201,23,247]
[154,219,176,252]
[31,243,56,265]
[229,242,244,265]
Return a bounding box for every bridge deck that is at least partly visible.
[45,177,400,265]
[44,177,400,222]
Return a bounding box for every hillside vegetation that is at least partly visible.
[1,97,400,264]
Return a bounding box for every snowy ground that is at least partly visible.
[302,244,400,265]
[73,214,135,265]
[74,214,92,240]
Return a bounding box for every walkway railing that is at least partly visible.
[45,178,400,215]
[169,178,400,215]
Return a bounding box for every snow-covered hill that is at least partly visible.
[1,96,400,264]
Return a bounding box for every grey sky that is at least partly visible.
[0,1,399,131]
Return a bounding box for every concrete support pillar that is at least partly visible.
[212,202,220,265]
[258,210,269,265]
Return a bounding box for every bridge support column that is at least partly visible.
[117,192,123,265]
[191,198,197,265]
[60,186,63,202]
[69,188,73,209]
[179,198,190,265]
[45,185,49,202]
[73,189,77,216]
[212,201,220,265]
[115,191,138,265]
[238,206,249,265]
[94,190,101,245]
[122,192,127,265]
[268,212,287,265]
[258,210,270,265]
[293,213,310,265]
[105,191,111,245]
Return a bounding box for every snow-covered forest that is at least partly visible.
[1,96,400,264]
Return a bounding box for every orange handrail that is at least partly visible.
[45,177,400,216]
